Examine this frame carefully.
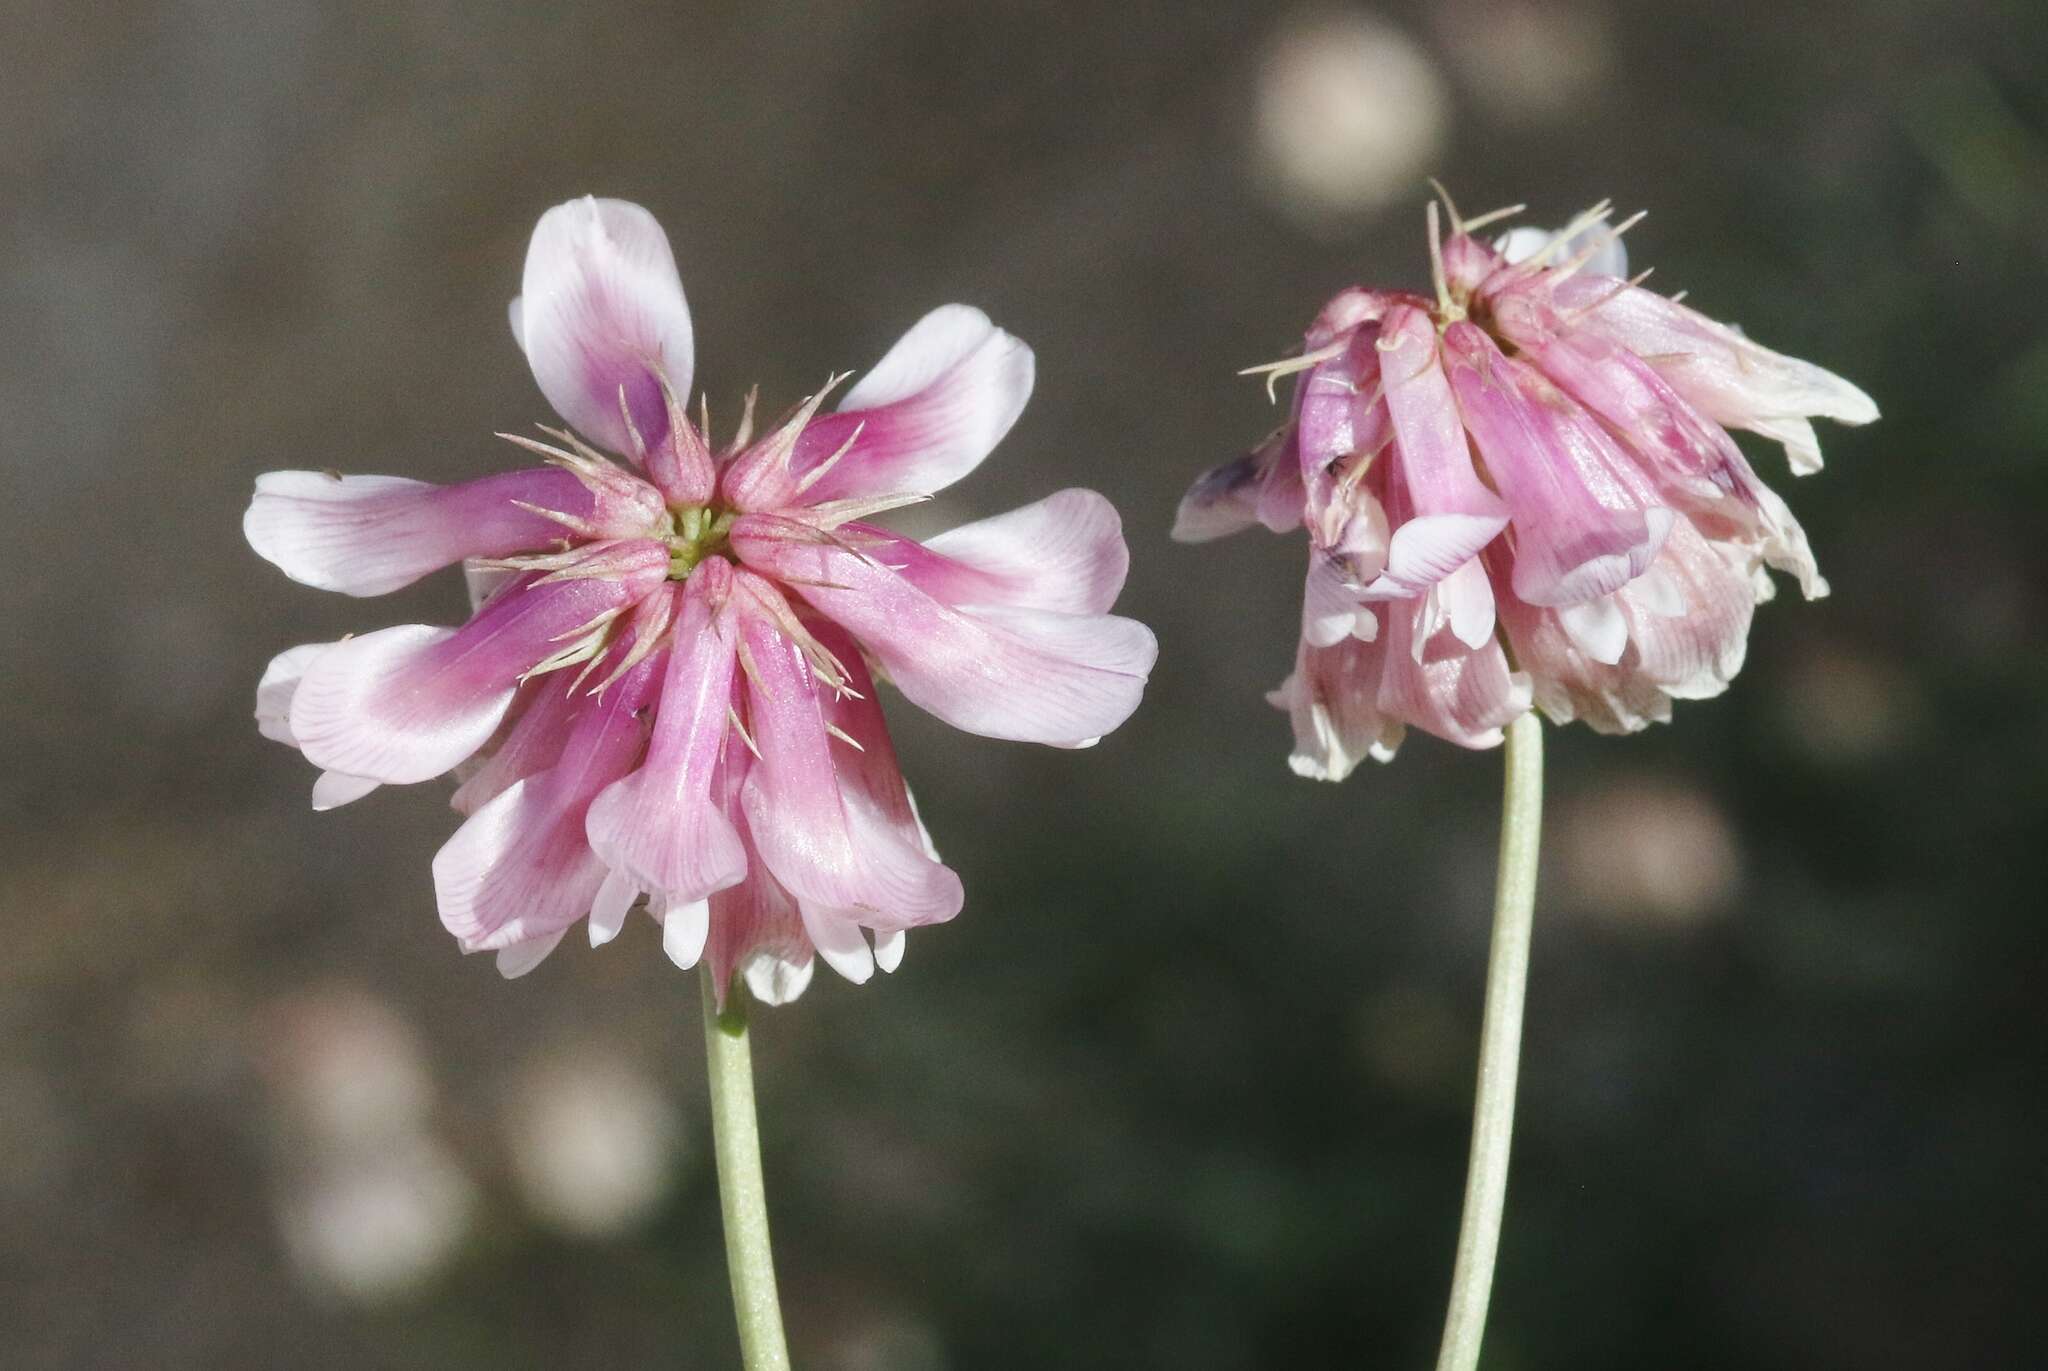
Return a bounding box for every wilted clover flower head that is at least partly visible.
[1175,193,1875,779]
[249,198,1156,998]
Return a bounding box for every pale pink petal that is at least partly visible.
[433,652,663,953]
[515,197,694,460]
[915,489,1130,614]
[1441,322,1673,607]
[1557,594,1628,665]
[244,468,597,597]
[449,676,582,815]
[584,561,748,909]
[730,517,1155,748]
[1491,520,1754,733]
[1376,596,1532,749]
[1268,626,1403,781]
[1549,274,1877,470]
[291,548,664,784]
[1303,556,1375,647]
[734,597,962,930]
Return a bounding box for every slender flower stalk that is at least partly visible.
[701,970,791,1371]
[1433,711,1542,1371]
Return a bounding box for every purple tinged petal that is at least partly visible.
[584,560,749,908]
[1441,321,1673,607]
[1173,428,1307,542]
[244,468,596,597]
[515,197,694,460]
[730,516,1155,748]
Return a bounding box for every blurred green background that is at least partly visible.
[3,1,2044,1367]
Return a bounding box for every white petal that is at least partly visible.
[496,931,566,979]
[311,771,382,811]
[587,867,639,947]
[743,953,815,1006]
[1558,594,1630,666]
[518,197,693,457]
[660,898,710,970]
[873,928,906,974]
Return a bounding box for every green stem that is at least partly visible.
[1432,711,1544,1371]
[701,969,793,1371]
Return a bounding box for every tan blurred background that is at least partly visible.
[3,1,2044,1367]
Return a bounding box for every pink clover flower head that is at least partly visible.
[1175,193,1875,779]
[249,197,1156,998]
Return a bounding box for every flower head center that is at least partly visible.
[666,504,736,579]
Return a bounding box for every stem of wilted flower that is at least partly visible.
[1432,711,1543,1371]
[700,968,793,1371]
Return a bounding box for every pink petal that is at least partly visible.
[449,675,582,816]
[1375,595,1532,750]
[433,651,664,953]
[730,516,1155,748]
[1548,275,1877,471]
[1491,519,1755,733]
[1369,305,1509,596]
[733,592,963,931]
[514,197,695,461]
[290,547,665,784]
[584,560,749,908]
[774,305,1034,507]
[244,468,598,597]
[1266,625,1403,780]
[1441,322,1673,607]
[916,489,1131,615]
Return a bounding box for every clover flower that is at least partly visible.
[1175,194,1875,778]
[250,197,1154,997]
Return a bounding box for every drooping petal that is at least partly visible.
[1172,427,1307,542]
[1520,328,1827,598]
[311,771,382,811]
[733,586,963,931]
[584,560,748,908]
[1491,519,1755,733]
[289,545,666,784]
[1267,623,1404,781]
[244,468,601,597]
[433,650,663,953]
[729,517,1155,748]
[1374,593,1532,749]
[1547,274,1877,473]
[1365,305,1509,597]
[1441,321,1673,607]
[915,488,1130,615]
[514,197,694,461]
